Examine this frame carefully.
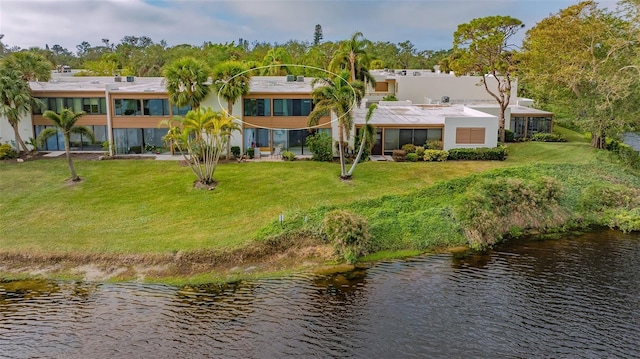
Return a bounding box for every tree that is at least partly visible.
[37,109,94,181]
[449,15,524,143]
[398,40,416,69]
[346,104,377,177]
[308,70,365,179]
[161,108,232,188]
[212,61,251,157]
[519,1,636,148]
[163,57,211,110]
[313,24,324,46]
[329,32,375,85]
[260,47,292,75]
[0,66,39,152]
[3,51,52,82]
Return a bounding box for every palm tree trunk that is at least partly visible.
[64,135,79,181]
[338,125,347,178]
[349,52,356,82]
[11,122,29,153]
[227,102,233,160]
[347,128,367,177]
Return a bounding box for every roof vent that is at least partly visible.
[126,76,135,82]
[296,75,304,82]
[114,76,122,82]
[441,96,450,104]
[286,74,295,82]
[413,71,421,76]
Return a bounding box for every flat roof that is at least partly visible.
[354,104,494,126]
[509,105,553,116]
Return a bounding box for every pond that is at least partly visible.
[1,229,638,358]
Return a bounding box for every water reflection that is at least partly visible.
[1,230,639,358]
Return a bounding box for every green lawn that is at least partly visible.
[0,131,598,255]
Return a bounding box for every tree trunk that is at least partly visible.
[338,125,348,178]
[591,133,606,149]
[227,102,233,159]
[498,107,506,143]
[349,52,356,82]
[11,122,29,153]
[347,128,367,177]
[64,135,79,181]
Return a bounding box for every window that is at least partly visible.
[171,104,191,116]
[82,98,104,114]
[375,82,389,92]
[273,99,313,116]
[144,99,170,116]
[456,127,485,144]
[244,99,271,116]
[115,99,141,116]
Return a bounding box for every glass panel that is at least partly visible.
[399,129,413,147]
[144,99,167,116]
[56,98,64,112]
[171,104,191,116]
[127,128,143,153]
[33,98,44,114]
[143,128,168,152]
[256,128,270,148]
[427,128,442,141]
[113,128,128,154]
[384,129,399,154]
[244,128,256,149]
[82,126,105,151]
[69,133,82,149]
[90,98,99,114]
[288,130,304,155]
[99,98,107,114]
[73,98,83,113]
[414,129,428,146]
[273,129,287,150]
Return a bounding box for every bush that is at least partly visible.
[423,150,449,162]
[425,140,443,150]
[401,143,416,153]
[0,144,17,160]
[281,150,295,161]
[607,141,640,170]
[392,149,406,162]
[504,129,515,143]
[447,146,508,161]
[415,146,425,159]
[246,147,255,159]
[382,94,398,101]
[531,133,567,142]
[231,146,241,158]
[307,132,333,162]
[323,210,371,263]
[406,153,419,162]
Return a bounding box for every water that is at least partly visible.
[1,230,639,358]
[623,132,640,151]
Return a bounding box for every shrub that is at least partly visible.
[0,144,17,160]
[246,147,255,159]
[307,132,333,162]
[447,146,507,161]
[415,146,425,159]
[504,129,515,143]
[531,133,567,142]
[392,149,406,162]
[401,143,416,153]
[425,140,443,150]
[231,146,241,158]
[281,150,295,161]
[406,152,419,162]
[607,141,640,170]
[423,150,449,162]
[382,94,397,101]
[323,210,371,263]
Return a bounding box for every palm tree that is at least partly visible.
[161,108,232,187]
[261,47,292,75]
[308,70,365,179]
[0,66,39,152]
[3,51,53,82]
[329,32,375,85]
[212,61,251,157]
[346,104,377,177]
[163,57,211,110]
[36,109,94,181]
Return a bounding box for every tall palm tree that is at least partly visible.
[0,66,39,152]
[308,70,364,179]
[3,51,53,82]
[36,109,94,182]
[163,57,211,110]
[329,32,375,85]
[212,61,251,157]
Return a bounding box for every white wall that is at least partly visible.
[200,92,243,149]
[468,105,512,130]
[395,75,517,106]
[443,108,498,151]
[0,113,34,150]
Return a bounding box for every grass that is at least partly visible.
[1,125,635,283]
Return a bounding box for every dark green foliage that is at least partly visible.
[246,147,255,159]
[415,146,425,159]
[531,133,567,142]
[0,144,17,160]
[406,153,419,162]
[504,129,515,142]
[401,143,417,153]
[382,94,398,101]
[447,146,508,161]
[231,146,241,158]
[281,150,295,161]
[423,150,448,162]
[392,149,406,162]
[307,131,333,162]
[607,140,640,170]
[324,210,371,263]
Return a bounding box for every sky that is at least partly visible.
[0,0,620,53]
